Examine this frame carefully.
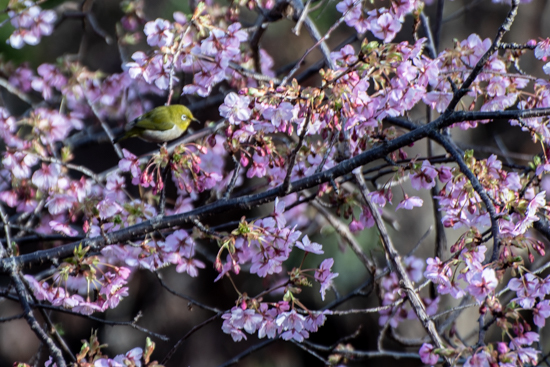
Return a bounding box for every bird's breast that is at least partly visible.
[139,125,184,143]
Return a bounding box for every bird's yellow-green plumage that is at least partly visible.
[113,104,198,144]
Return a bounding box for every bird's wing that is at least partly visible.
[132,113,175,131]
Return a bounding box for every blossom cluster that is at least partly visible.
[215,198,338,300]
[335,0,421,42]
[6,1,57,49]
[25,260,131,316]
[126,12,274,96]
[222,301,331,342]
[118,137,226,203]
[40,333,159,367]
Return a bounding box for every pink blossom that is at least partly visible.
[404,256,424,283]
[464,351,490,367]
[118,149,142,184]
[49,220,78,237]
[276,310,308,341]
[368,9,402,43]
[113,347,143,367]
[3,151,37,179]
[73,300,103,315]
[126,51,148,79]
[32,163,60,191]
[396,195,423,210]
[422,91,453,113]
[533,300,550,327]
[460,34,492,67]
[219,93,252,124]
[466,268,498,302]
[97,198,123,220]
[303,311,330,332]
[262,102,294,129]
[509,273,540,308]
[335,0,367,34]
[246,153,269,178]
[315,258,339,300]
[272,197,287,229]
[222,307,264,340]
[515,347,539,365]
[295,235,324,254]
[424,257,452,285]
[330,44,358,69]
[7,5,57,49]
[410,160,438,190]
[535,38,550,60]
[175,257,205,276]
[144,18,174,47]
[45,194,77,215]
[419,343,439,365]
[349,218,364,232]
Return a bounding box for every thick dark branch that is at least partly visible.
[3,107,550,270]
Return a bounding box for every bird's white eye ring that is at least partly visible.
[181,115,187,121]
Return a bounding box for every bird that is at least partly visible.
[113,104,199,144]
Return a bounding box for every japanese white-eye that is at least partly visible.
[113,104,199,144]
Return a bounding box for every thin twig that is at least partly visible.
[290,340,329,364]
[0,290,170,341]
[223,155,241,199]
[86,95,123,159]
[156,272,222,313]
[0,313,25,322]
[312,200,376,273]
[282,106,311,193]
[167,25,193,105]
[162,312,224,364]
[433,0,445,52]
[291,0,311,36]
[280,0,359,85]
[216,339,276,367]
[0,77,34,105]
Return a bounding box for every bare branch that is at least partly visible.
[354,173,450,364]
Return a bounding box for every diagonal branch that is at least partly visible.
[312,200,376,274]
[354,172,450,364]
[428,131,501,262]
[442,0,520,115]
